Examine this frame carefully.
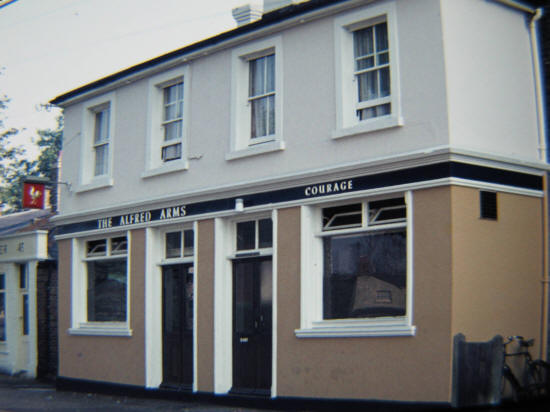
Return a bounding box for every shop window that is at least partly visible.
[70,234,131,336]
[296,194,415,338]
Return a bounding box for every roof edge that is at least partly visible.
[50,0,350,106]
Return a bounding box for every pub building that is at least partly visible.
[50,0,548,408]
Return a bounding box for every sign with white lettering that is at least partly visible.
[56,162,543,236]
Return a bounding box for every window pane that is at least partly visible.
[323,230,406,319]
[375,22,388,51]
[94,109,110,144]
[166,232,182,258]
[249,57,266,97]
[111,237,128,255]
[379,67,390,97]
[237,221,255,250]
[0,292,4,341]
[183,229,194,257]
[268,94,275,136]
[368,197,406,224]
[94,143,108,176]
[251,97,268,138]
[87,259,127,322]
[323,204,362,230]
[358,71,378,102]
[354,27,374,59]
[164,120,182,141]
[87,239,107,257]
[258,219,272,249]
[19,264,27,289]
[0,274,4,290]
[22,294,29,336]
[162,143,182,161]
[266,54,275,93]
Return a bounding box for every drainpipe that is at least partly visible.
[495,0,548,360]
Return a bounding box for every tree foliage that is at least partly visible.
[0,96,63,212]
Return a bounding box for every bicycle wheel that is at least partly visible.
[528,360,550,398]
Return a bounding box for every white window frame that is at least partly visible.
[69,233,132,336]
[78,92,115,193]
[227,35,284,160]
[143,66,191,178]
[295,192,415,338]
[333,2,403,139]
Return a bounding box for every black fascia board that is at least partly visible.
[50,0,350,106]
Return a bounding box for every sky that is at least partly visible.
[0,0,246,159]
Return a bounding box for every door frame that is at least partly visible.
[213,211,278,397]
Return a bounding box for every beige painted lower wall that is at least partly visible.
[275,188,455,403]
[196,219,215,392]
[58,230,146,386]
[451,187,544,356]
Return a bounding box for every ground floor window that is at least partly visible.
[296,193,415,338]
[323,229,406,320]
[85,236,128,322]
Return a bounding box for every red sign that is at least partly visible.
[22,182,45,209]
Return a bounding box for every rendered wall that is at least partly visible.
[275,188,454,403]
[58,0,450,217]
[450,187,544,355]
[57,231,146,385]
[441,0,540,161]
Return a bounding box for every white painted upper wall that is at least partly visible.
[57,0,540,217]
[441,0,539,159]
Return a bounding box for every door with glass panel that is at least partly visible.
[231,218,273,395]
[161,229,194,390]
[233,257,272,394]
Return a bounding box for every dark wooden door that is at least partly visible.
[232,258,272,395]
[162,264,193,390]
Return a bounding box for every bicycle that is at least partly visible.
[501,335,550,402]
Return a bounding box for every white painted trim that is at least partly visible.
[213,217,233,394]
[192,220,198,393]
[68,324,132,337]
[270,208,278,398]
[145,227,162,388]
[332,115,404,139]
[225,140,285,161]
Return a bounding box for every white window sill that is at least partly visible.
[295,319,416,338]
[226,140,285,161]
[75,176,114,193]
[141,160,189,179]
[332,115,404,140]
[68,323,132,337]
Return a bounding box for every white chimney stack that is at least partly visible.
[232,3,263,26]
[232,1,305,26]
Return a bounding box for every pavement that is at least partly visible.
[1,373,550,412]
[0,374,283,412]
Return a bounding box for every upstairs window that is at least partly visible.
[77,93,115,192]
[228,36,284,160]
[93,104,110,176]
[143,66,190,178]
[249,54,275,140]
[161,81,184,162]
[333,2,402,138]
[353,21,390,121]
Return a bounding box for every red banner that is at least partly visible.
[22,182,45,209]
